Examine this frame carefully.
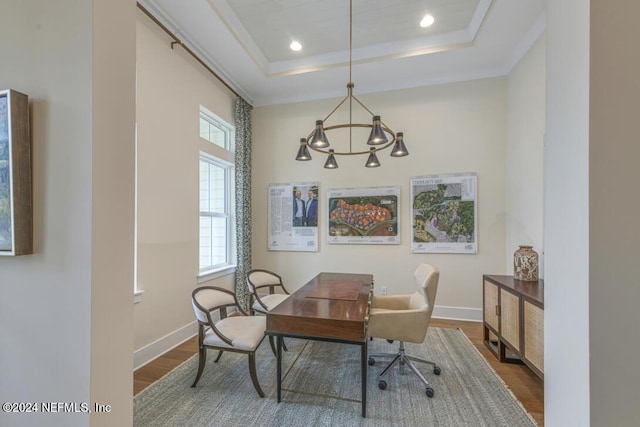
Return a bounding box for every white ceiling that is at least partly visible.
[137,0,546,106]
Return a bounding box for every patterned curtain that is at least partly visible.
[234,97,252,310]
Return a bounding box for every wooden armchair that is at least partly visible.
[191,286,269,397]
[246,269,291,315]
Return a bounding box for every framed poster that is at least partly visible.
[327,186,399,245]
[0,89,32,256]
[411,173,477,254]
[268,182,319,252]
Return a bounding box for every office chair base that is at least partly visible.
[369,341,440,397]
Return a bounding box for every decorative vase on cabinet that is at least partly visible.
[514,245,539,281]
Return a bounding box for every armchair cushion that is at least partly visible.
[203,316,266,351]
[252,293,289,313]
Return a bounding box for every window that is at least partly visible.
[199,107,235,275]
[200,110,234,151]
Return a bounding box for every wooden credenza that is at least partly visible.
[483,274,544,379]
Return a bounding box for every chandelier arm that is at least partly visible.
[321,93,350,123]
[308,139,396,156]
[350,93,377,117]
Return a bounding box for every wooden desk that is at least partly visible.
[266,272,373,417]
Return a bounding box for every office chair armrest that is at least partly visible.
[368,309,429,343]
[371,294,412,310]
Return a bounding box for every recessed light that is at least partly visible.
[290,40,302,51]
[420,14,435,28]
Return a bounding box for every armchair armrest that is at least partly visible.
[371,294,412,310]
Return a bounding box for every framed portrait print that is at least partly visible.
[267,182,319,252]
[0,89,32,256]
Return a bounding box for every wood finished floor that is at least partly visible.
[134,318,543,425]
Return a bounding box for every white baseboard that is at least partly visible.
[133,321,198,371]
[133,306,481,370]
[432,305,483,322]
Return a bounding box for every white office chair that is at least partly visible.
[367,264,441,397]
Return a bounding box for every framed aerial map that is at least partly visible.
[327,186,399,245]
[410,173,477,254]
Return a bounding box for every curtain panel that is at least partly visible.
[234,97,252,309]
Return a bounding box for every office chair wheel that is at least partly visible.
[433,366,441,375]
[426,387,434,398]
[378,380,387,390]
[368,357,376,366]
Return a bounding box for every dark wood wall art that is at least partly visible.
[0,89,32,256]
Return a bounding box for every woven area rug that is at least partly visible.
[134,328,537,426]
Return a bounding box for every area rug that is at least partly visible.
[134,328,537,426]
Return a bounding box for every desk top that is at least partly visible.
[266,272,373,342]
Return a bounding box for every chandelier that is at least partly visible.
[295,0,409,169]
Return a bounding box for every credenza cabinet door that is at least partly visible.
[524,301,544,374]
[483,280,499,331]
[500,289,520,352]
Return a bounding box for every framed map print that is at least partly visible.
[411,173,477,254]
[327,186,400,245]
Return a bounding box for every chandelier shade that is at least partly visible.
[365,148,381,168]
[295,138,312,161]
[367,116,388,145]
[390,132,409,157]
[324,149,338,169]
[294,0,408,169]
[308,120,330,149]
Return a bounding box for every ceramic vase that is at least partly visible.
[514,245,539,281]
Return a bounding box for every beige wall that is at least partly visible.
[252,78,508,319]
[589,1,640,425]
[505,35,546,275]
[134,10,236,366]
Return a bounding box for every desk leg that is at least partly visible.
[276,335,282,403]
[361,341,367,418]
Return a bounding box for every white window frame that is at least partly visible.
[199,106,235,152]
[198,107,236,281]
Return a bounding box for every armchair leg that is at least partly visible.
[248,353,265,397]
[268,336,277,357]
[191,347,207,387]
[214,350,223,363]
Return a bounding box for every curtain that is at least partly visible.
[234,97,252,310]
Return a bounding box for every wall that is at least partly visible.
[545,1,591,425]
[252,78,507,319]
[505,35,546,275]
[0,1,135,426]
[589,1,640,425]
[133,10,236,368]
